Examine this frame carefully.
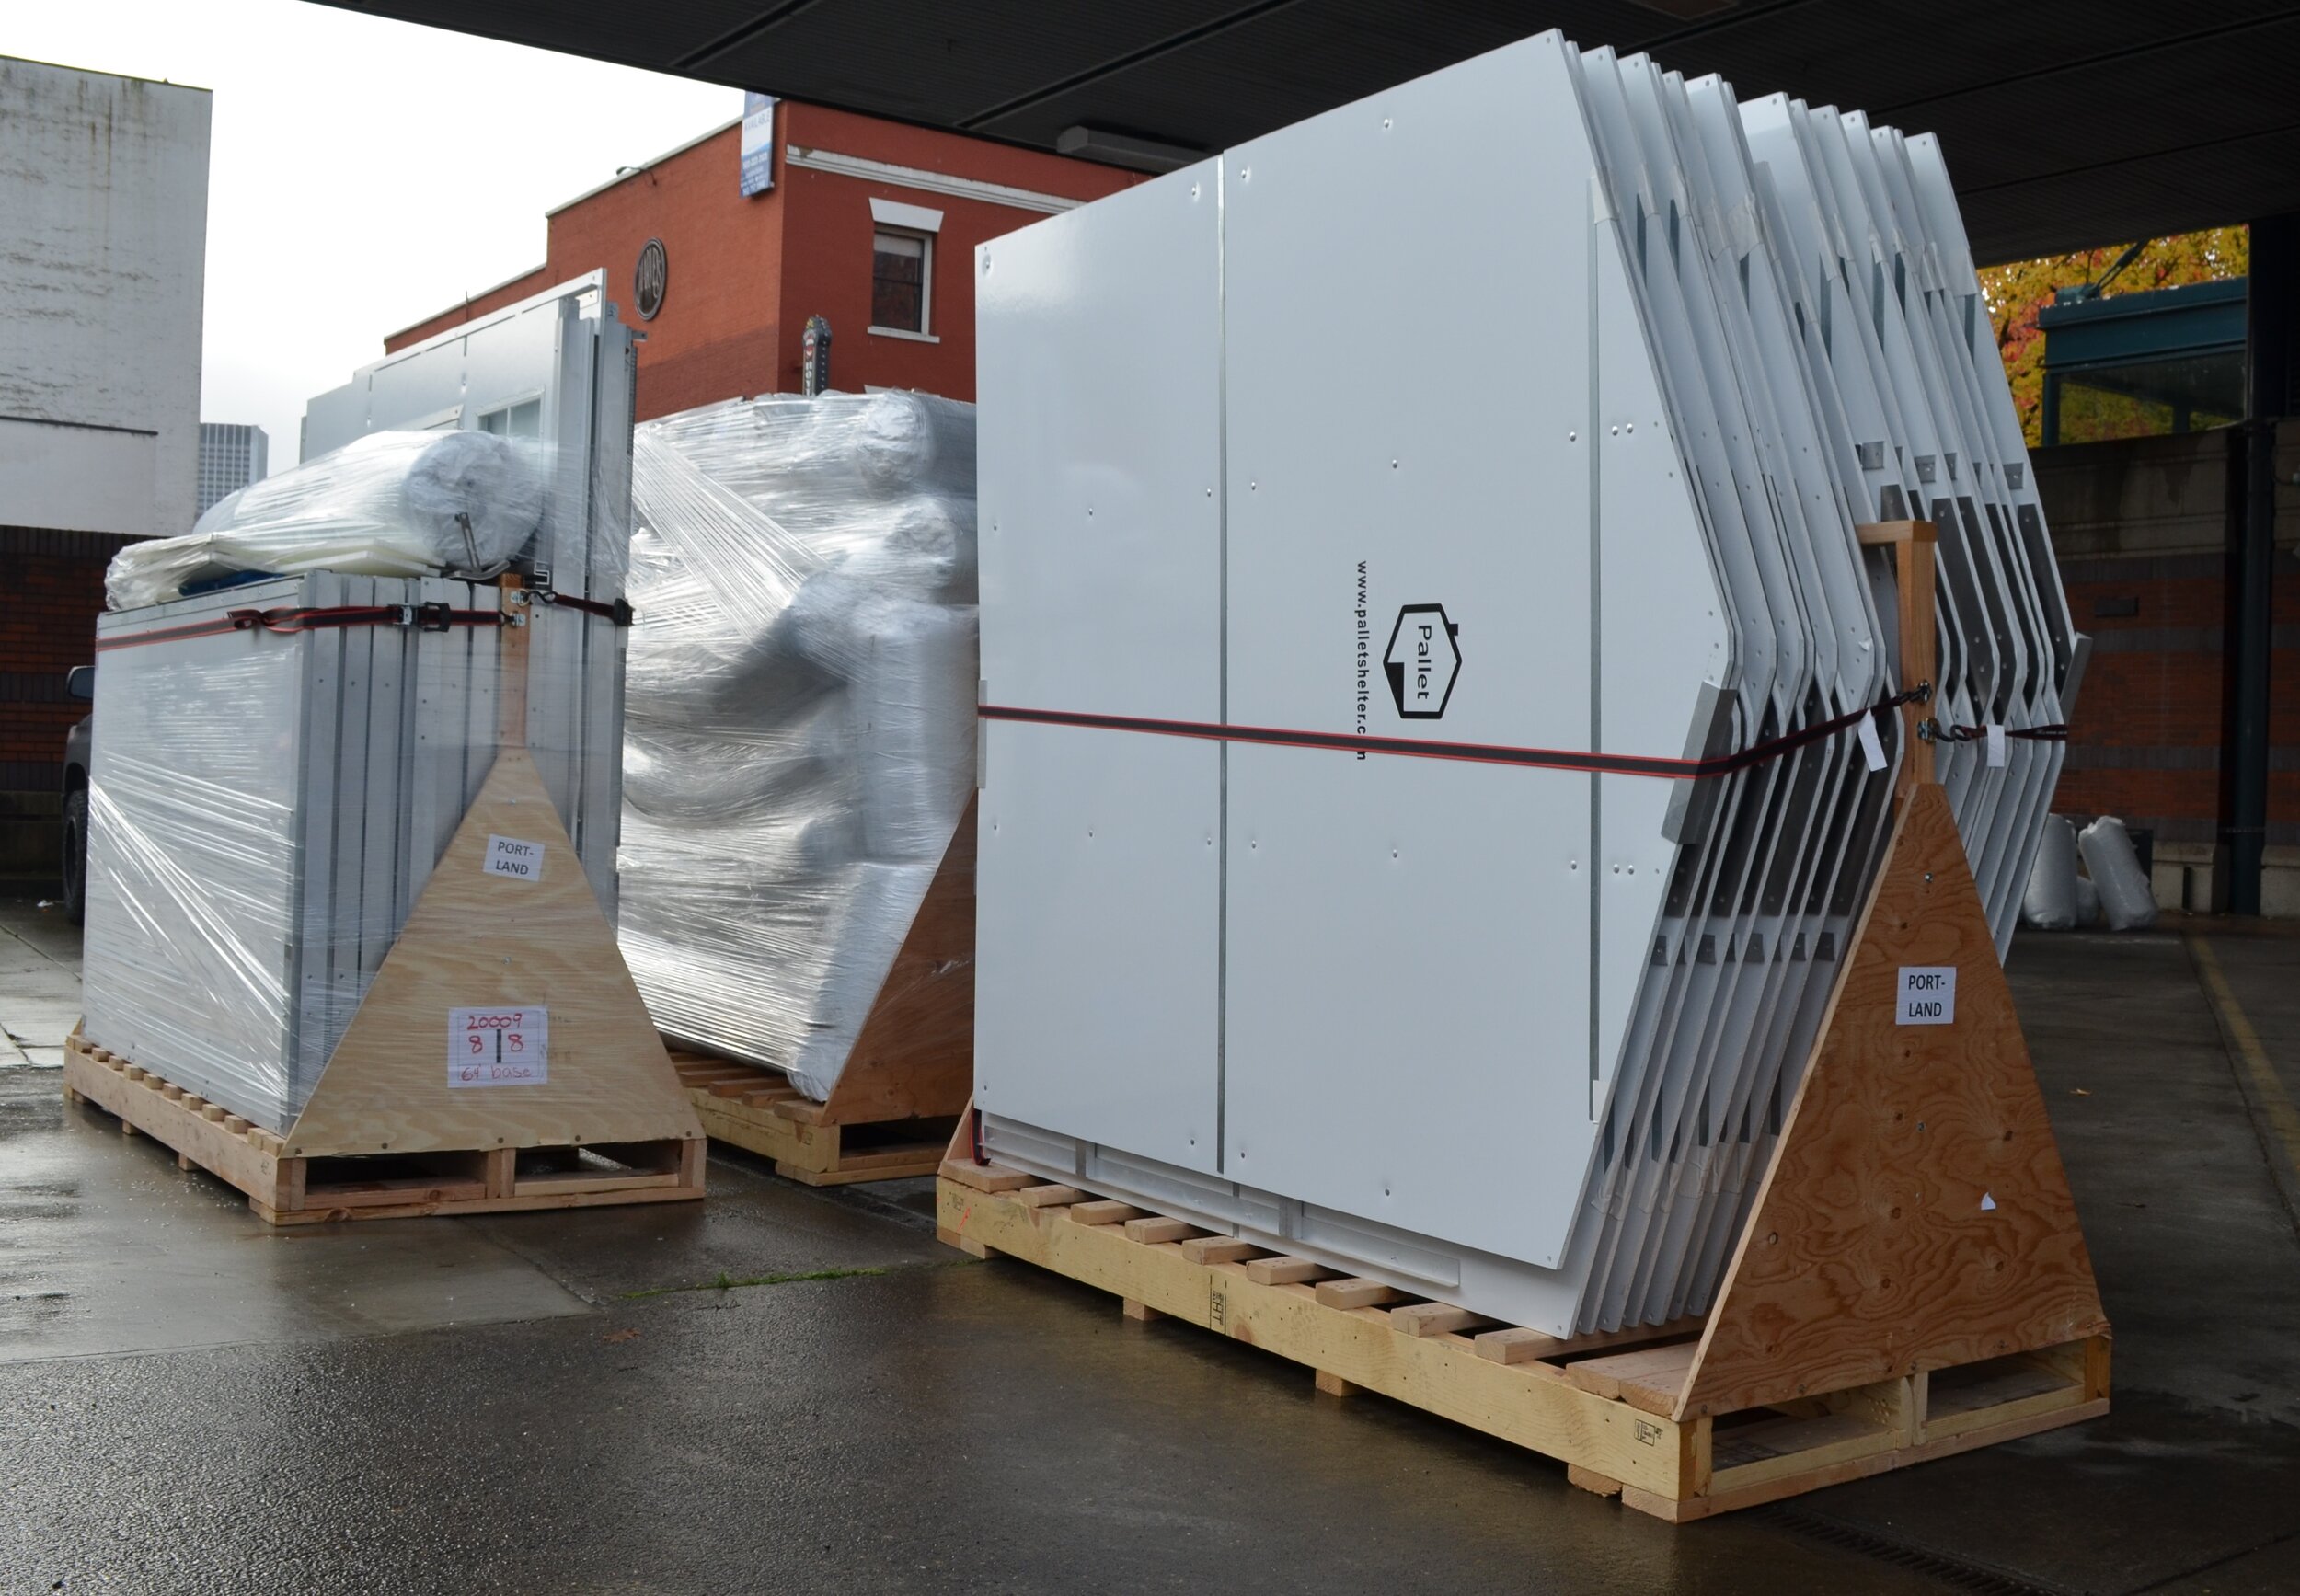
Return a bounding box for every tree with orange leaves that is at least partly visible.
[1980,227,2248,445]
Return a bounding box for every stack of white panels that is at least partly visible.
[972,30,2081,1336]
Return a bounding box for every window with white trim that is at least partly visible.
[868,197,944,339]
[871,228,931,335]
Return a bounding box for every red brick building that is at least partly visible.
[388,100,1142,414]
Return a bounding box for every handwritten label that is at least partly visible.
[448,1006,550,1086]
[1895,966,1957,1027]
[483,835,545,881]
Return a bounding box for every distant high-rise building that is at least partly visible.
[196,422,268,515]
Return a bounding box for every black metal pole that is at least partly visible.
[2231,215,2293,913]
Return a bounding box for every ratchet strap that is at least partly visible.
[94,603,508,651]
[95,591,632,652]
[978,683,2023,783]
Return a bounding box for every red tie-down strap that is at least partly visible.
[977,683,1947,782]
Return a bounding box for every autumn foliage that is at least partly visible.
[1979,227,2248,445]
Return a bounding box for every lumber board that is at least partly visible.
[1678,783,2110,1421]
[1855,520,1939,792]
[1629,1395,2108,1523]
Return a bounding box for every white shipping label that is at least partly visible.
[483,835,546,881]
[1985,724,2007,768]
[1895,966,1957,1027]
[448,1006,550,1086]
[1857,712,1887,772]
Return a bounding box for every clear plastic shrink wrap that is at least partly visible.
[106,431,546,609]
[615,392,978,1099]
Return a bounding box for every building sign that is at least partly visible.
[801,316,832,396]
[635,237,667,321]
[741,92,777,197]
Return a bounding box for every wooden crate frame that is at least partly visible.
[937,1160,2109,1521]
[66,1033,705,1223]
[937,526,2111,1518]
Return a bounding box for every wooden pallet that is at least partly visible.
[937,1158,2110,1521]
[672,1048,955,1186]
[65,1033,705,1223]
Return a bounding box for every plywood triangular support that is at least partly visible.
[813,794,978,1126]
[285,747,703,1158]
[1673,782,2109,1420]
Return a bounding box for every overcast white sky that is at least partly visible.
[6,0,731,467]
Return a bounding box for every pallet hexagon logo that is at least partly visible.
[1384,603,1462,719]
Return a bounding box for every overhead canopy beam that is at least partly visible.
[320,0,2300,263]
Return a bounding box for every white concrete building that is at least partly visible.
[0,56,211,538]
[196,422,268,515]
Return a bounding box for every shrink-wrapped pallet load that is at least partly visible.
[615,392,978,1100]
[77,277,655,1149]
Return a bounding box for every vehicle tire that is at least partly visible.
[61,787,87,925]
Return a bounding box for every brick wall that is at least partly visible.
[1,527,130,879]
[381,104,1143,418]
[2036,423,2300,849]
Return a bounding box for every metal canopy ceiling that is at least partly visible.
[320,0,2300,264]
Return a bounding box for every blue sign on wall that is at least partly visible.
[741,92,777,197]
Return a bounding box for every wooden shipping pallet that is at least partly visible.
[65,1033,706,1223]
[671,1048,955,1186]
[937,1157,2110,1521]
[939,527,2111,1520]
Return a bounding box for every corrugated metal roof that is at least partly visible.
[316,0,2300,262]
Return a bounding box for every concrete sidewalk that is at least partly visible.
[3,898,2297,1594]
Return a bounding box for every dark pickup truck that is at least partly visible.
[61,664,93,924]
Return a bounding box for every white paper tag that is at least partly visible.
[483,835,546,882]
[1895,966,1957,1027]
[1985,724,2007,768]
[448,1006,550,1086]
[1857,713,1887,772]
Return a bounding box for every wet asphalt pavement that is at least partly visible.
[3,898,2298,1595]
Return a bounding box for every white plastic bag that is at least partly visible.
[2077,816,2157,931]
[2022,816,2079,930]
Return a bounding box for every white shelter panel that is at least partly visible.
[975,726,1224,1168]
[1219,33,1696,1268]
[974,162,1225,1172]
[976,164,1223,718]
